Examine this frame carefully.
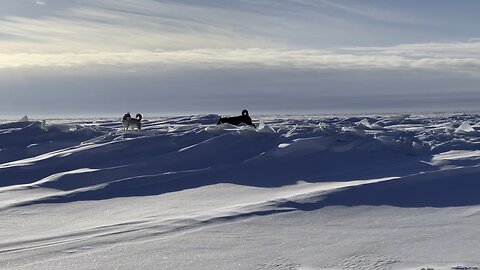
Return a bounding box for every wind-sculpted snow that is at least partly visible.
[1,114,480,269]
[1,113,480,210]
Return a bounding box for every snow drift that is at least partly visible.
[1,113,480,269]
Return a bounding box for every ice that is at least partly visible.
[455,121,476,134]
[19,115,29,122]
[356,118,372,129]
[1,113,480,270]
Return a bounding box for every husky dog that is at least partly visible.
[122,113,143,130]
[217,109,256,128]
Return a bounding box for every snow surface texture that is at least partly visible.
[1,113,480,270]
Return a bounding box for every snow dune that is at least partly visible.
[1,113,480,269]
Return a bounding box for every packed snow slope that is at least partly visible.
[1,113,480,270]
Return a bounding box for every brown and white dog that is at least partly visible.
[122,113,142,130]
[217,109,256,128]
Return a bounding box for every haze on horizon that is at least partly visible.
[1,0,479,118]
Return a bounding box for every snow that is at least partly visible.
[455,122,477,134]
[1,113,480,270]
[18,115,28,122]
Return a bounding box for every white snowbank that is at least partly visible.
[455,121,476,134]
[1,113,480,270]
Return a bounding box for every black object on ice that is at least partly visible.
[217,109,256,128]
[122,112,143,130]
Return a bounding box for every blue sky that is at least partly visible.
[0,0,479,118]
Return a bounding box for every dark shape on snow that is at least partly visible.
[122,112,143,130]
[217,109,256,128]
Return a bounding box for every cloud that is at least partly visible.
[345,41,480,57]
[314,0,426,25]
[0,0,479,76]
[0,1,285,53]
[1,45,480,77]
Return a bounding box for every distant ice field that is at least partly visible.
[1,113,479,269]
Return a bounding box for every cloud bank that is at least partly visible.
[1,45,480,76]
[0,1,479,75]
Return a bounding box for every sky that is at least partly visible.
[0,0,479,118]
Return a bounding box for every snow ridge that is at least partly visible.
[1,113,480,269]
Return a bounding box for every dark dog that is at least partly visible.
[217,109,256,128]
[122,112,142,130]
